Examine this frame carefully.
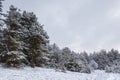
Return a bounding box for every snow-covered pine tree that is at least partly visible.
[105,60,120,73]
[20,11,49,67]
[89,60,98,70]
[79,51,89,66]
[0,5,49,67]
[1,5,28,67]
[61,47,71,64]
[48,43,62,68]
[107,49,120,65]
[105,49,120,73]
[91,50,109,70]
[61,48,83,72]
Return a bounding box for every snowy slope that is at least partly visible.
[0,67,120,80]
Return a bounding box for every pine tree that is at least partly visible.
[20,11,49,67]
[89,60,98,70]
[0,5,49,67]
[49,43,62,68]
[1,5,27,67]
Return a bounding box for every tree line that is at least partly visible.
[0,0,120,74]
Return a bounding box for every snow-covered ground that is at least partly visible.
[0,66,120,80]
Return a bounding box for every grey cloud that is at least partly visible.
[3,0,120,52]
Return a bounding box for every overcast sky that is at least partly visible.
[3,0,120,53]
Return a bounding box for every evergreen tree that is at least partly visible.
[91,50,109,70]
[89,60,98,70]
[0,5,49,67]
[20,11,49,67]
[49,43,62,68]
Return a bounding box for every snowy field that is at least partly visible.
[0,67,120,80]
